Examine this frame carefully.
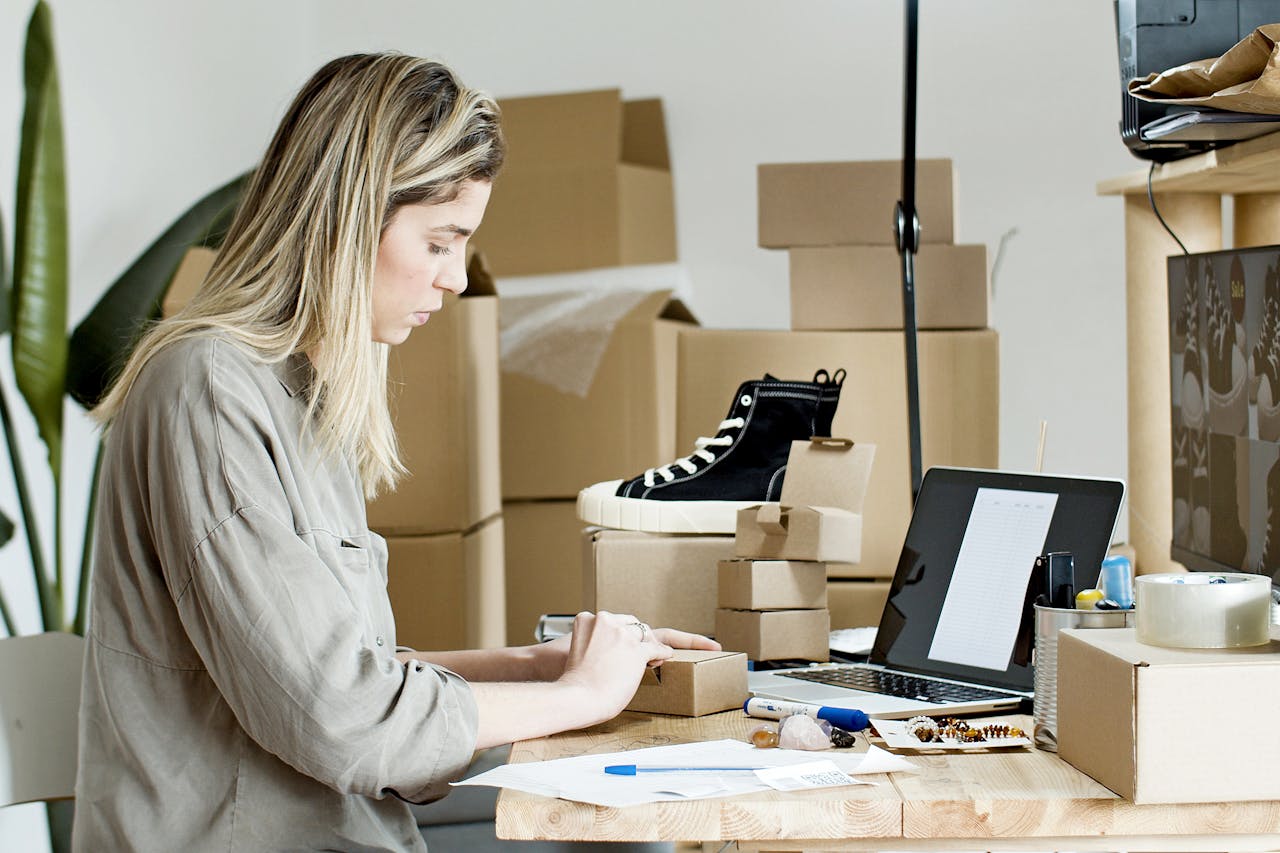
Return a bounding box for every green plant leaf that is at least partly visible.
[66,173,247,409]
[12,0,68,475]
[0,507,14,548]
[0,205,11,336]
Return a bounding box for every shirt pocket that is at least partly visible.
[311,531,390,649]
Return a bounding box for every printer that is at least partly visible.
[1116,0,1280,161]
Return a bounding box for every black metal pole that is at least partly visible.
[895,0,924,503]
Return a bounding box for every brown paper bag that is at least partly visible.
[1128,23,1280,115]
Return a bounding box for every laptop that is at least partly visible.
[748,467,1126,719]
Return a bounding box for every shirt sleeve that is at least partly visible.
[139,340,478,802]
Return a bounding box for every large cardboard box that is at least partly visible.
[789,244,988,331]
[1058,627,1280,803]
[678,329,998,577]
[583,529,733,636]
[503,500,585,645]
[476,89,676,277]
[368,256,500,535]
[715,608,830,662]
[758,159,955,248]
[718,560,828,611]
[626,649,749,717]
[502,290,696,499]
[827,580,891,629]
[163,246,215,316]
[386,515,505,652]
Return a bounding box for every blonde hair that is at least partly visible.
[94,53,505,497]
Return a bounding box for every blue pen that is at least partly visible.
[743,698,869,732]
[604,764,765,776]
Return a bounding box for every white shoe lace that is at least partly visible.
[642,417,745,487]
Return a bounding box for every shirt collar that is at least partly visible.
[273,351,313,398]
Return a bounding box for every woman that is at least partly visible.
[75,53,717,851]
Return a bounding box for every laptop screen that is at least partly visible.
[869,467,1126,694]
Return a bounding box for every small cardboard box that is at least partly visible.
[477,89,676,277]
[789,244,988,331]
[718,560,828,611]
[368,255,501,535]
[583,529,733,636]
[1058,627,1280,804]
[626,649,749,716]
[386,515,505,652]
[758,159,955,248]
[734,504,861,563]
[827,580,891,629]
[501,290,697,499]
[503,500,586,644]
[715,608,830,662]
[678,329,998,577]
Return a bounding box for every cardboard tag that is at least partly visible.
[779,439,875,513]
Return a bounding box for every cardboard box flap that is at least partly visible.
[498,89,624,168]
[621,98,670,169]
[780,439,876,514]
[501,288,690,397]
[1072,625,1280,667]
[661,296,697,325]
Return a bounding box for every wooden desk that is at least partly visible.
[496,711,1280,851]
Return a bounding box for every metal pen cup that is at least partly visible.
[1032,603,1133,752]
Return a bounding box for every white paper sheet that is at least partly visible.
[928,487,1058,671]
[455,740,917,808]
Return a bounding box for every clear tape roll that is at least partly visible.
[1135,573,1271,648]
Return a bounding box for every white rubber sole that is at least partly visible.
[576,479,757,533]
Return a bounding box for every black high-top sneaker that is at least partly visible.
[577,370,844,533]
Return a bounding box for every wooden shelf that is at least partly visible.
[1097,130,1280,195]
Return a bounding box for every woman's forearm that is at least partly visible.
[396,642,563,682]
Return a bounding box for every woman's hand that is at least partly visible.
[556,611,674,722]
[531,620,720,681]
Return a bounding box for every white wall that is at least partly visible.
[0,1,1138,847]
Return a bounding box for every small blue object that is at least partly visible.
[604,764,765,775]
[1100,555,1135,609]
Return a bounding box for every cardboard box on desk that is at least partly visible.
[1057,626,1280,803]
[715,608,829,662]
[718,560,828,611]
[790,244,988,331]
[626,649,749,717]
[678,329,998,578]
[368,255,500,535]
[583,529,733,637]
[501,289,696,499]
[386,515,505,652]
[503,500,585,645]
[758,159,954,248]
[476,89,676,277]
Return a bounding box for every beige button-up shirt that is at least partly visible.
[74,336,478,852]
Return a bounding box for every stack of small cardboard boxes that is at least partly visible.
[366,256,505,651]
[715,440,874,660]
[679,158,997,632]
[475,89,705,642]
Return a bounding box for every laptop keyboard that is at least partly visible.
[779,666,1016,704]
